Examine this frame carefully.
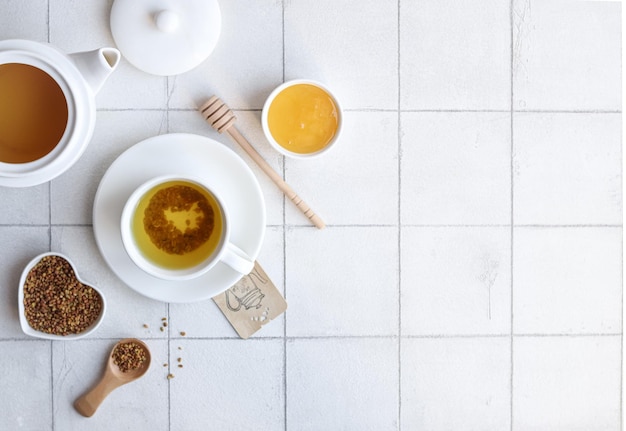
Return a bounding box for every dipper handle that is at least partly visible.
[199,96,325,229]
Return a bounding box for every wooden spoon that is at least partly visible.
[74,338,151,417]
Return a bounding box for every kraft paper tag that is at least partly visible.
[212,261,287,339]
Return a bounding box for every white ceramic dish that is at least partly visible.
[93,133,266,303]
[18,252,107,340]
[261,79,343,159]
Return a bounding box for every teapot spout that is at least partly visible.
[69,48,121,95]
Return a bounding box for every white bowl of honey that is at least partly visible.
[262,79,342,159]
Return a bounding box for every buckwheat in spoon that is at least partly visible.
[199,96,326,229]
[74,338,151,417]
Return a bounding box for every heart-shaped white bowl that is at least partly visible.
[18,252,106,340]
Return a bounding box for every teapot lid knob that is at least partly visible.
[155,10,179,33]
[110,0,221,76]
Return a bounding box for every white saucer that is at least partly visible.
[93,133,266,303]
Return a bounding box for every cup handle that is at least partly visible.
[221,243,255,274]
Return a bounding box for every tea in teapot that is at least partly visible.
[0,63,68,163]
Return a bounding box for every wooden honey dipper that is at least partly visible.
[199,96,325,229]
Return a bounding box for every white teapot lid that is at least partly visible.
[110,0,221,76]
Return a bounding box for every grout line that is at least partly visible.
[0,332,621,343]
[616,4,625,421]
[401,109,512,113]
[399,333,626,339]
[0,224,53,227]
[403,334,508,339]
[282,0,286,85]
[95,107,623,114]
[282,224,287,430]
[47,1,54,428]
[509,1,515,429]
[2,223,622,229]
[47,0,50,44]
[282,205,288,431]
[50,340,54,431]
[282,226,288,429]
[281,3,288,430]
[514,109,622,114]
[513,333,623,338]
[2,223,623,229]
[397,0,403,428]
[404,224,510,228]
[401,333,626,339]
[0,337,176,342]
[403,109,622,114]
[169,333,624,340]
[513,224,623,228]
[619,213,624,429]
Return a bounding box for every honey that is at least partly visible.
[0,63,68,163]
[267,83,339,154]
[131,180,224,270]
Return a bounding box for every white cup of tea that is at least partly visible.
[120,175,255,280]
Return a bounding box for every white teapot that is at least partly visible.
[0,39,120,187]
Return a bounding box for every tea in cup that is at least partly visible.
[262,79,342,158]
[121,175,255,280]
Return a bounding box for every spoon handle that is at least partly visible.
[74,375,121,417]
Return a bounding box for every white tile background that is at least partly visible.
[0,0,621,430]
